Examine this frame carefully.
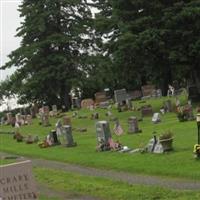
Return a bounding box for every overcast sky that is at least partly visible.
[0,0,22,81]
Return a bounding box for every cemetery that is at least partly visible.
[1,0,200,199]
[1,91,200,199]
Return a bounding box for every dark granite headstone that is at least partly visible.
[51,130,61,145]
[141,105,153,117]
[114,89,128,104]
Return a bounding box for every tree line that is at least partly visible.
[1,0,200,109]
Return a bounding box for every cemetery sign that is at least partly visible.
[0,160,38,200]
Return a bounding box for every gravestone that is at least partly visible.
[72,97,81,109]
[27,115,32,125]
[15,113,22,125]
[126,99,132,110]
[152,113,161,124]
[128,116,141,134]
[43,114,50,127]
[30,104,38,118]
[96,121,112,143]
[6,113,13,125]
[56,119,63,136]
[128,90,142,100]
[81,99,94,108]
[95,92,108,104]
[62,125,77,147]
[164,100,173,112]
[0,160,38,199]
[141,85,155,97]
[50,130,60,145]
[41,106,50,126]
[141,105,153,117]
[43,106,49,114]
[113,119,124,136]
[52,105,58,116]
[99,101,110,109]
[63,116,71,126]
[114,89,127,104]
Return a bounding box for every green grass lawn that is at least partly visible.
[1,96,200,180]
[35,167,200,200]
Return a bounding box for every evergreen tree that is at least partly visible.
[1,0,93,109]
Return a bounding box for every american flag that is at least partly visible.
[113,120,124,136]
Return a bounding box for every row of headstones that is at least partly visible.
[80,87,159,110]
[95,120,171,153]
[3,113,32,127]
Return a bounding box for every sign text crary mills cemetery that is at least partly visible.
[0,160,38,200]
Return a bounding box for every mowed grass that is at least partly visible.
[35,167,200,200]
[1,95,200,180]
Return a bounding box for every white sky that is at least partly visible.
[0,0,22,81]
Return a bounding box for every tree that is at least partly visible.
[92,0,200,94]
[1,0,93,109]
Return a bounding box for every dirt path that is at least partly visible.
[1,152,200,191]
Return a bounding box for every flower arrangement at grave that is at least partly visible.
[176,105,194,122]
[193,144,200,158]
[159,131,174,151]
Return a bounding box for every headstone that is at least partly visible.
[141,85,156,97]
[15,113,22,125]
[81,99,94,108]
[128,116,141,134]
[1,117,5,125]
[51,130,60,145]
[56,119,63,136]
[127,90,142,100]
[164,100,173,112]
[62,125,77,147]
[153,143,164,154]
[26,135,34,144]
[99,101,110,109]
[147,136,157,152]
[126,99,132,110]
[46,134,54,146]
[72,97,81,109]
[63,116,71,126]
[95,92,108,104]
[52,105,58,116]
[152,113,161,124]
[0,160,38,199]
[114,89,128,104]
[113,119,124,136]
[27,115,32,125]
[156,89,162,97]
[96,121,112,144]
[141,105,153,117]
[6,113,13,125]
[43,106,49,114]
[43,114,50,127]
[30,106,36,118]
[41,106,50,126]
